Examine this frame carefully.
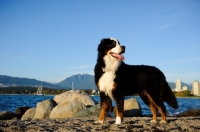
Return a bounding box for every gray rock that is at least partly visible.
[34,99,57,119]
[114,98,142,117]
[53,90,97,107]
[0,111,16,120]
[50,100,86,118]
[73,104,101,118]
[21,108,36,120]
[176,108,200,117]
[15,106,31,119]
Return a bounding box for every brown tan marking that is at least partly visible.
[112,82,118,91]
[99,102,107,122]
[97,82,100,91]
[149,102,157,121]
[144,91,167,122]
[99,100,112,122]
[157,106,167,122]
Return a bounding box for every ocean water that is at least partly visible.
[0,94,200,116]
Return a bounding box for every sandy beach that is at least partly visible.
[0,116,200,132]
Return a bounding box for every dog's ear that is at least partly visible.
[97,38,107,53]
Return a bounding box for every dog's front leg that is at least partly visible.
[115,97,124,124]
[97,92,112,123]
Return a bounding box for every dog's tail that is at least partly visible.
[164,82,178,109]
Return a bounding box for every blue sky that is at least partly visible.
[0,0,200,84]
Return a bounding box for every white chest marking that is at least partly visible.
[98,55,121,100]
[99,71,116,99]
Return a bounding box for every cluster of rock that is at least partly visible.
[0,90,142,120]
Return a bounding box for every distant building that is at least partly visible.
[182,86,188,91]
[172,78,189,92]
[193,81,200,96]
[173,78,182,92]
[176,79,181,91]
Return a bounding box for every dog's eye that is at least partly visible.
[106,41,116,48]
[111,42,116,46]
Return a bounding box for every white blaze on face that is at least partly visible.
[109,38,121,54]
[108,38,125,61]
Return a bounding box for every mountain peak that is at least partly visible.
[57,74,96,89]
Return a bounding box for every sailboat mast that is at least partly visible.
[72,82,73,90]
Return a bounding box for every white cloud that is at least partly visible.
[158,23,176,30]
[70,65,91,69]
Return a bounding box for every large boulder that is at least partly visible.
[21,108,36,120]
[34,99,57,119]
[114,98,142,117]
[0,111,16,120]
[15,106,31,119]
[50,100,86,119]
[176,108,200,117]
[73,104,101,118]
[53,90,97,107]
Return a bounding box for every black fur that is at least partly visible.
[94,38,178,123]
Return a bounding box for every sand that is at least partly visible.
[0,116,200,132]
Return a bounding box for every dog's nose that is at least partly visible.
[121,46,125,53]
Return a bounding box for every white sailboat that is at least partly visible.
[37,85,44,96]
[91,87,99,96]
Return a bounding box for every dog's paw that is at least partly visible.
[94,120,104,124]
[115,116,122,125]
[115,122,122,125]
[159,120,167,124]
[150,120,157,123]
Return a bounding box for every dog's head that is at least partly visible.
[97,38,125,61]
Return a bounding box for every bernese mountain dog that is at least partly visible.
[94,38,178,124]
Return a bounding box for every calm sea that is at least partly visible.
[0,94,200,116]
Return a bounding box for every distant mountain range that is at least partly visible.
[57,74,97,89]
[0,75,62,88]
[0,74,192,90]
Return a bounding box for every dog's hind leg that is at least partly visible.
[149,103,158,123]
[155,102,167,124]
[97,92,112,123]
[144,92,167,124]
[139,93,158,123]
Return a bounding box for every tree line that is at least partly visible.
[0,86,68,95]
[0,86,97,95]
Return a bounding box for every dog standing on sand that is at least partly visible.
[94,38,178,124]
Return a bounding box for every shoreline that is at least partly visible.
[0,116,200,131]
